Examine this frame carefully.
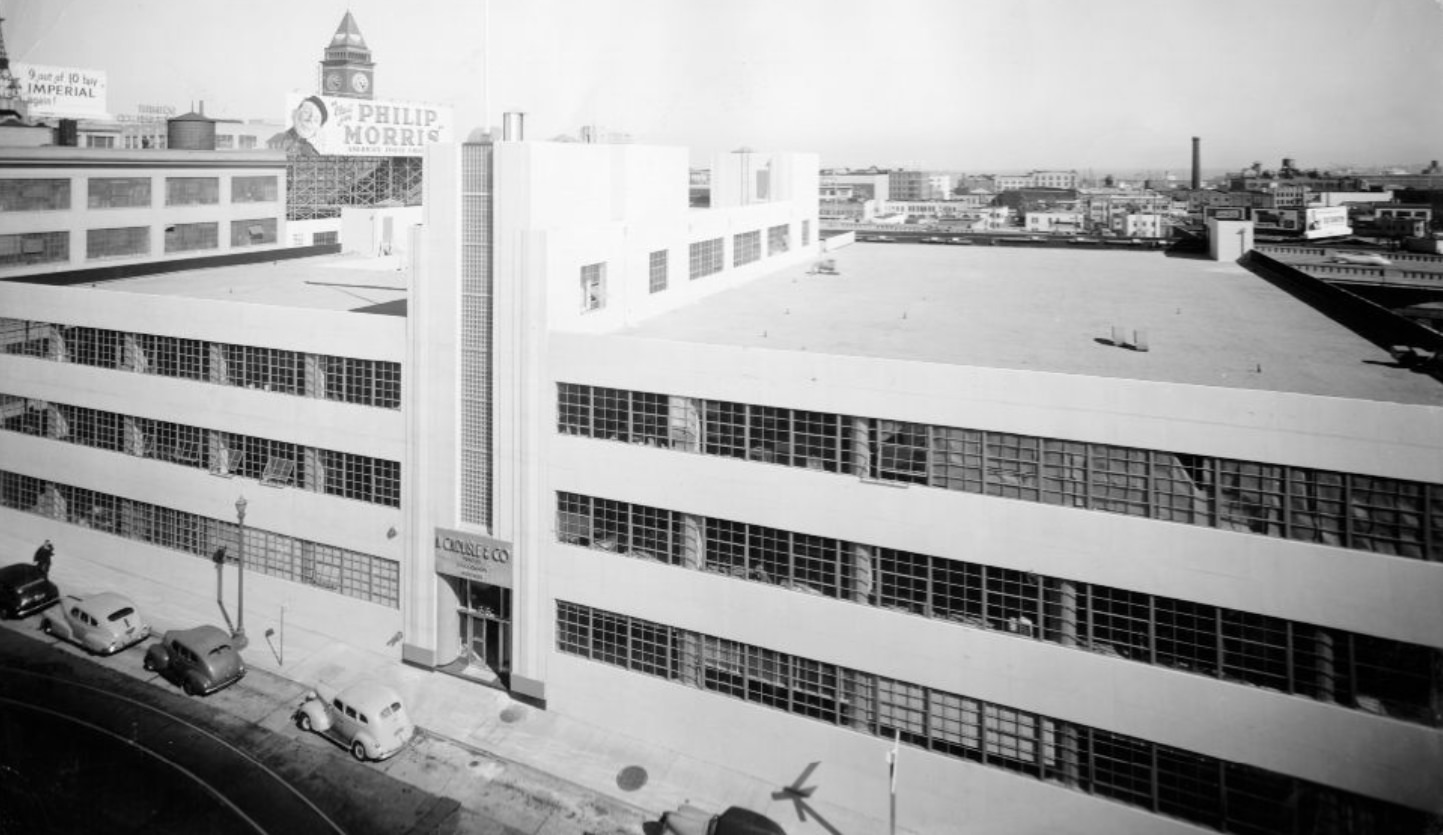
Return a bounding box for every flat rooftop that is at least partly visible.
[623,243,1443,406]
[96,252,409,314]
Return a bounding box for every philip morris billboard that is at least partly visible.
[279,93,452,157]
[13,63,108,119]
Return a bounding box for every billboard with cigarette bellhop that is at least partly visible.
[280,93,454,157]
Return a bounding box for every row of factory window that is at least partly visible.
[555,384,1441,561]
[0,394,400,507]
[583,223,808,311]
[0,219,279,268]
[0,176,279,212]
[0,469,399,608]
[120,134,263,151]
[1,319,401,410]
[557,492,1437,727]
[689,222,810,282]
[556,602,1424,835]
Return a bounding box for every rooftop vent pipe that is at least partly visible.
[502,111,525,142]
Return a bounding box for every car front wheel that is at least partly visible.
[350,740,368,762]
[183,678,199,696]
[39,619,51,635]
[298,713,312,733]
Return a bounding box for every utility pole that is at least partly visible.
[234,495,249,649]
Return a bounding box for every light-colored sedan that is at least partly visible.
[294,680,416,762]
[41,592,150,655]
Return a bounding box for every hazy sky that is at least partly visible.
[4,0,1442,172]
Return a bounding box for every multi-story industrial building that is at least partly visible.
[821,170,890,204]
[1024,209,1085,233]
[1079,189,1174,230]
[2,119,1440,835]
[1119,213,1170,238]
[399,132,1439,834]
[995,170,1079,191]
[0,146,287,276]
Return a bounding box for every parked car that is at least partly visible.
[661,805,786,835]
[41,592,149,655]
[143,625,246,696]
[0,563,59,619]
[294,680,416,762]
[1328,252,1391,266]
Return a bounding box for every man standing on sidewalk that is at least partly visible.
[32,540,53,578]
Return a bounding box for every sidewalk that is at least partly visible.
[2,532,901,835]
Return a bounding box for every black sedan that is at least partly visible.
[0,563,60,619]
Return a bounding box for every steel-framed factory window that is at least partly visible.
[88,178,151,209]
[164,177,219,206]
[648,249,668,293]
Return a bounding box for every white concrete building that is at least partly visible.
[1121,213,1169,238]
[0,147,288,277]
[1025,210,1085,233]
[401,136,1441,834]
[995,170,1079,191]
[2,132,1440,835]
[0,253,410,660]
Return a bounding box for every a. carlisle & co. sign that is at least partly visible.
[433,527,513,588]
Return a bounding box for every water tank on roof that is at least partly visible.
[168,110,216,150]
[57,119,78,147]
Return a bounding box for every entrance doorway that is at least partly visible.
[449,579,511,687]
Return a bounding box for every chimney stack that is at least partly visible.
[1191,137,1201,189]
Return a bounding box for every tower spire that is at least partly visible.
[0,17,26,111]
[320,11,375,99]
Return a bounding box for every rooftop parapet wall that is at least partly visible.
[1243,249,1443,359]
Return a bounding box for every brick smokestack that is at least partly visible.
[1191,137,1201,189]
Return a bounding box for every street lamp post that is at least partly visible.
[234,495,248,648]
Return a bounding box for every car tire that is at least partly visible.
[298,714,312,733]
[39,619,51,635]
[350,740,368,762]
[183,678,198,697]
[143,656,155,672]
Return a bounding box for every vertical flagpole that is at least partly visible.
[482,0,490,135]
[888,728,899,835]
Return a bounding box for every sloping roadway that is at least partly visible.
[0,627,458,835]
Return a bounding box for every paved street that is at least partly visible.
[0,619,647,835]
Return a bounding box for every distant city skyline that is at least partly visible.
[3,0,1441,172]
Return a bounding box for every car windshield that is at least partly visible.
[380,702,402,718]
[108,607,135,621]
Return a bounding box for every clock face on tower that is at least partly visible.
[324,73,342,93]
[350,72,370,94]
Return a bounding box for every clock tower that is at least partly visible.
[319,11,374,99]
